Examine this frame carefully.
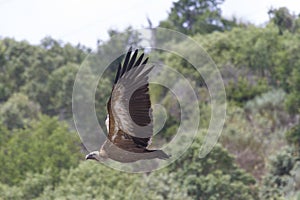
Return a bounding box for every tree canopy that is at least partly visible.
[0,2,300,199]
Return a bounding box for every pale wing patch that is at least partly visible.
[105,114,109,133]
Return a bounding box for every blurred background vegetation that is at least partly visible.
[0,0,300,199]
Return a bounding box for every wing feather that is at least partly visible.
[107,48,154,150]
[120,47,132,76]
[133,53,144,68]
[127,49,138,71]
[114,63,122,84]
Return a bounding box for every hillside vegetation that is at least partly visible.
[0,0,300,199]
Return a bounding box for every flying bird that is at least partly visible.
[85,48,170,163]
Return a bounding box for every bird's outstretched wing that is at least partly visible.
[106,48,154,150]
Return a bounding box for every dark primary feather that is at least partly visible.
[113,48,149,85]
[141,57,149,66]
[120,47,132,76]
[114,63,122,84]
[134,53,144,68]
[127,49,138,71]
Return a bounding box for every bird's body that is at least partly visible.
[85,48,169,163]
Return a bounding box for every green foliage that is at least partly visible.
[195,25,280,73]
[194,25,300,91]
[0,122,9,146]
[0,5,300,199]
[0,38,40,101]
[37,162,141,200]
[245,89,291,130]
[0,183,23,200]
[0,37,88,117]
[286,124,300,147]
[160,0,235,35]
[260,147,296,199]
[268,7,295,34]
[153,138,258,200]
[162,51,206,88]
[0,93,40,129]
[0,169,58,199]
[259,126,300,199]
[47,63,78,118]
[136,172,192,200]
[273,32,300,91]
[226,77,269,106]
[221,98,293,180]
[96,27,142,79]
[0,137,258,200]
[0,115,81,186]
[158,114,179,141]
[245,89,286,113]
[285,65,300,115]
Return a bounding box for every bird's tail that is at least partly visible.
[153,150,171,160]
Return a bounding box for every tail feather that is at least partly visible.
[152,150,170,160]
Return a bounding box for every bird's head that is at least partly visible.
[85,149,108,161]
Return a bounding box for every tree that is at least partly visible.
[0,38,41,102]
[0,161,142,200]
[0,115,81,185]
[21,37,88,115]
[0,93,40,129]
[144,138,258,199]
[286,124,300,151]
[285,66,300,115]
[260,124,300,199]
[47,63,78,119]
[268,7,295,34]
[260,147,296,199]
[159,0,234,35]
[39,162,141,200]
[225,77,269,106]
[0,132,258,199]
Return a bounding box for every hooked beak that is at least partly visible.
[85,154,99,161]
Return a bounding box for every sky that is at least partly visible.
[1,0,300,49]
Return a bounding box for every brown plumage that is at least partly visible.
[85,48,170,163]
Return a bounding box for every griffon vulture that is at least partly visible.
[85,48,170,163]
